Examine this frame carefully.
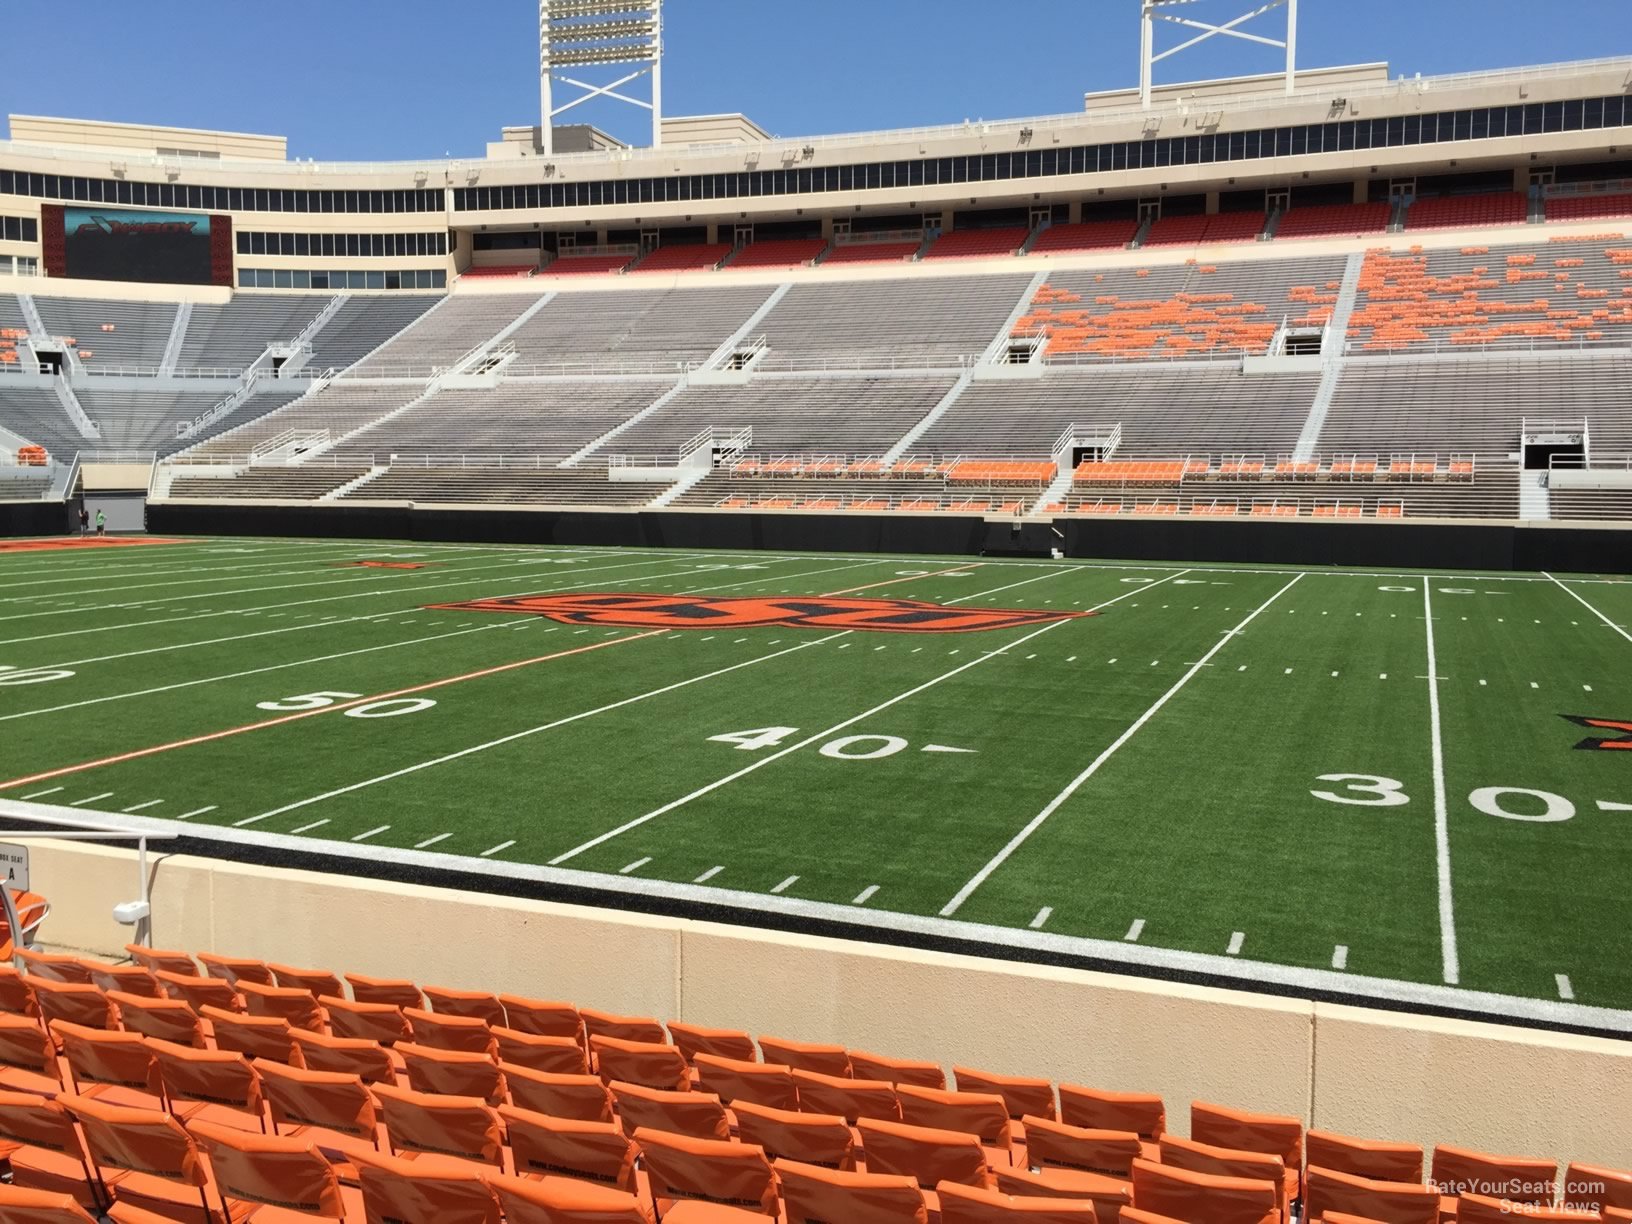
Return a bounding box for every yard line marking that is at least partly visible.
[69,792,114,807]
[1479,679,1487,686]
[1424,580,1460,986]
[940,572,1300,917]
[291,819,330,834]
[1543,572,1632,644]
[1584,685,1593,692]
[1333,945,1350,971]
[1227,932,1245,956]
[176,806,216,820]
[21,787,63,800]
[1379,673,1388,680]
[235,632,854,827]
[771,876,799,894]
[415,833,453,849]
[694,866,724,884]
[619,856,652,874]
[1030,907,1053,929]
[121,800,164,813]
[351,826,390,842]
[1066,656,1076,663]
[1530,681,1540,689]
[1124,919,1146,941]
[1556,974,1575,1001]
[546,574,1156,868]
[1237,665,1247,672]
[482,841,518,858]
[1596,801,1632,812]
[826,564,982,597]
[852,885,880,905]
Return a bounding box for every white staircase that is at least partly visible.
[1292,252,1367,461]
[649,466,714,507]
[1521,470,1551,520]
[322,464,388,501]
[1030,466,1077,518]
[882,371,973,464]
[560,376,690,467]
[159,303,191,375]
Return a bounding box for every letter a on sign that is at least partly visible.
[0,844,30,891]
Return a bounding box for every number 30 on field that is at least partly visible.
[1312,774,1580,822]
[255,691,437,719]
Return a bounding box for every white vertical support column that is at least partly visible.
[1285,0,1297,94]
[1139,2,1155,109]
[539,0,553,156]
[650,0,664,148]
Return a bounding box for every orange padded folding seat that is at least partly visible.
[499,995,583,1042]
[579,1008,668,1046]
[237,979,326,1033]
[1431,1147,1557,1213]
[1564,1162,1632,1214]
[1307,1130,1425,1183]
[148,1039,266,1132]
[0,1184,99,1223]
[124,947,197,977]
[64,1095,213,1223]
[0,1090,107,1209]
[1191,1102,1303,1182]
[591,1034,690,1091]
[372,1082,504,1168]
[397,1041,505,1105]
[954,1067,1057,1123]
[266,964,344,1001]
[1132,1157,1279,1224]
[937,1180,1099,1222]
[319,995,410,1047]
[109,991,205,1049]
[732,1098,855,1169]
[667,1021,757,1064]
[1303,1166,1440,1224]
[848,1057,953,1090]
[0,964,40,1015]
[256,1058,384,1170]
[774,1156,929,1224]
[404,1006,495,1054]
[1456,1196,1599,1224]
[503,1065,616,1122]
[632,1126,780,1216]
[155,971,241,1014]
[858,1117,992,1193]
[487,1171,657,1224]
[1160,1134,1291,1223]
[494,1025,590,1074]
[343,973,424,1010]
[792,1068,900,1123]
[609,1079,729,1140]
[291,1029,398,1085]
[992,1164,1134,1215]
[757,1036,851,1078]
[196,954,275,988]
[0,1012,66,1094]
[32,980,115,1032]
[82,963,163,1000]
[1122,1210,1193,1224]
[1059,1086,1165,1140]
[1025,1116,1144,1177]
[349,1145,501,1224]
[694,1053,798,1110]
[50,1023,160,1109]
[187,1117,347,1220]
[895,1083,1011,1155]
[423,986,506,1027]
[17,950,95,985]
[201,1005,302,1065]
[499,1103,637,1191]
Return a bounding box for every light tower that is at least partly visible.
[538,0,663,155]
[1138,0,1298,107]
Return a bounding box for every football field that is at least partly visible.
[1,534,1628,1034]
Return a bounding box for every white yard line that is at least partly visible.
[1543,572,1632,644]
[482,841,518,858]
[940,573,1300,917]
[1123,919,1145,942]
[350,826,390,842]
[1030,907,1052,929]
[176,806,216,820]
[1424,580,1461,987]
[121,800,164,813]
[852,885,880,906]
[415,833,453,849]
[693,866,724,884]
[291,819,330,834]
[619,856,652,874]
[770,876,799,894]
[1227,932,1246,956]
[1332,945,1350,971]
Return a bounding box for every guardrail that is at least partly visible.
[79,364,248,380]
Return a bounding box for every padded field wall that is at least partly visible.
[26,840,1632,1169]
[146,502,1632,574]
[0,500,71,537]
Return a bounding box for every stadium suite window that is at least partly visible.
[0,216,37,242]
[237,267,445,289]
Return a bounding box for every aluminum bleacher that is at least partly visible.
[310,296,441,373]
[32,297,177,368]
[185,383,425,458]
[177,296,327,370]
[756,274,1030,370]
[0,387,85,457]
[345,466,673,506]
[168,465,369,500]
[506,286,773,369]
[77,386,309,456]
[355,297,531,371]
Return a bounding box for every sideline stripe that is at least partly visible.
[939,572,1296,916]
[1424,580,1461,986]
[1543,571,1632,644]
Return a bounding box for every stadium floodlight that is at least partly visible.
[1139,0,1298,108]
[539,0,663,155]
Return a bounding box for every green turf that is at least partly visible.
[1,535,1628,1026]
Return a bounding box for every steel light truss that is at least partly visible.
[1139,0,1298,107]
[540,0,663,154]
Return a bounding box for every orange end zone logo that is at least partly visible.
[1564,715,1632,751]
[335,560,432,570]
[427,592,1093,634]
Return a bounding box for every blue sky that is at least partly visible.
[1,1,1623,160]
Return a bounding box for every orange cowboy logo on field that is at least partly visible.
[426,592,1093,634]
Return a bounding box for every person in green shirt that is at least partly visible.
[94,508,105,537]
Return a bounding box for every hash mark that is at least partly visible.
[1332,945,1349,970]
[122,800,164,813]
[21,786,63,800]
[1226,931,1245,956]
[694,866,724,884]
[291,819,329,834]
[1124,918,1146,942]
[1030,907,1052,929]
[70,792,114,807]
[852,885,880,905]
[351,825,390,842]
[481,840,517,858]
[1556,974,1575,1001]
[771,875,799,894]
[176,806,216,820]
[619,856,652,874]
[415,833,452,849]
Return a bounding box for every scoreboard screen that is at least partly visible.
[43,205,231,286]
